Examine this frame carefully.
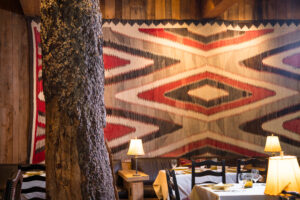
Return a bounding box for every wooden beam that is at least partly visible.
[19,0,40,16]
[202,0,239,18]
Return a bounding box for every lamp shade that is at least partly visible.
[127,138,145,156]
[265,155,300,195]
[264,135,281,153]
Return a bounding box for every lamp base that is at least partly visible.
[133,173,140,176]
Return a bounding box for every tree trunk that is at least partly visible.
[40,0,115,199]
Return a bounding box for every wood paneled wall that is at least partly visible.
[222,0,300,20]
[100,0,201,19]
[0,2,29,164]
[1,0,300,163]
[100,0,300,20]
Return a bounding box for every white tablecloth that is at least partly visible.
[153,170,237,200]
[189,183,279,200]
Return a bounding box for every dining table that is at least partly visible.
[189,183,279,200]
[153,167,238,200]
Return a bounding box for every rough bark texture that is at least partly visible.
[105,140,119,200]
[40,0,115,199]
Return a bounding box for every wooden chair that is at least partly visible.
[3,169,23,200]
[191,159,226,189]
[280,191,300,200]
[18,164,46,200]
[166,169,180,200]
[236,158,268,183]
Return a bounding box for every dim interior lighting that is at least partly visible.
[265,152,300,196]
[127,137,145,176]
[264,134,282,156]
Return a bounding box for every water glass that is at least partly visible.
[238,173,252,185]
[251,169,261,183]
[171,160,177,169]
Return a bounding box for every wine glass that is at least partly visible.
[238,173,244,185]
[171,160,177,169]
[238,173,247,185]
[251,169,261,183]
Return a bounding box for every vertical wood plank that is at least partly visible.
[187,0,197,19]
[19,0,40,16]
[261,0,269,19]
[130,0,146,19]
[286,0,293,19]
[0,8,13,163]
[0,6,29,163]
[225,0,239,20]
[276,0,287,19]
[100,0,105,18]
[171,0,180,19]
[165,0,172,19]
[105,0,115,19]
[267,0,276,19]
[14,13,29,163]
[181,0,196,19]
[12,13,20,162]
[0,106,12,163]
[115,0,123,19]
[180,0,189,19]
[254,0,263,20]
[122,0,131,19]
[194,0,202,19]
[288,0,300,19]
[244,0,253,20]
[146,0,155,19]
[221,8,228,19]
[237,0,245,20]
[155,0,165,19]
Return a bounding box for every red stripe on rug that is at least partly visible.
[138,28,273,50]
[283,118,300,134]
[104,123,136,141]
[282,53,300,68]
[138,71,275,115]
[161,138,266,157]
[103,54,130,70]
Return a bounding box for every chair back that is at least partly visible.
[18,164,46,200]
[131,157,178,185]
[191,159,226,189]
[4,170,23,200]
[236,158,268,183]
[166,169,180,200]
[280,190,300,200]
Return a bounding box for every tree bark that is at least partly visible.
[40,0,115,199]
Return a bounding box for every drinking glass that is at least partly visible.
[238,173,245,185]
[171,160,177,169]
[238,173,252,185]
[251,169,261,183]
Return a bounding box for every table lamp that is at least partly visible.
[264,134,282,156]
[127,137,145,176]
[265,152,300,196]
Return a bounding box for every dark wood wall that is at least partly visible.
[0,0,29,163]
[100,0,201,20]
[1,0,300,163]
[222,0,300,20]
[100,0,300,20]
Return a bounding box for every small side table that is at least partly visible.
[118,170,149,200]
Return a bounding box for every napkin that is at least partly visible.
[211,183,233,191]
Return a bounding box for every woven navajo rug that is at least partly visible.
[29,19,300,163]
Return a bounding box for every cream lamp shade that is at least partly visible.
[265,155,300,195]
[264,134,281,153]
[127,138,145,156]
